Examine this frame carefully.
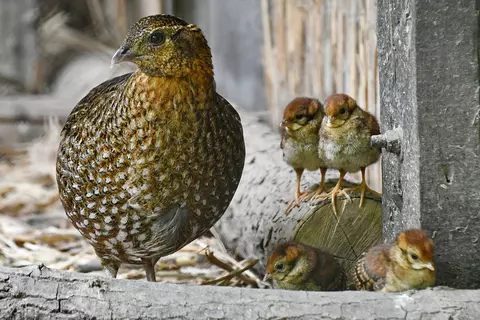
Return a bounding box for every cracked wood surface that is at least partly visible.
[0,265,479,320]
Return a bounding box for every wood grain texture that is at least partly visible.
[1,265,480,320]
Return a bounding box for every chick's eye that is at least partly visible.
[275,263,284,270]
[148,31,166,45]
[339,107,346,115]
[295,114,304,120]
[411,254,419,260]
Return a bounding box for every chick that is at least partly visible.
[280,97,326,214]
[353,229,436,292]
[264,241,346,291]
[316,93,381,209]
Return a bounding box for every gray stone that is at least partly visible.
[378,0,480,288]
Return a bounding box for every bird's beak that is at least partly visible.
[424,262,435,271]
[111,45,140,67]
[412,262,435,271]
[326,117,345,128]
[263,273,272,281]
[279,120,288,128]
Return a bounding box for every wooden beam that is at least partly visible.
[377,0,480,288]
[0,265,479,319]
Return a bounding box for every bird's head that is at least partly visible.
[111,14,213,78]
[396,229,435,271]
[323,94,357,128]
[264,242,314,283]
[280,97,323,133]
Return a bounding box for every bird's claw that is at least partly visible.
[342,183,381,208]
[284,199,300,216]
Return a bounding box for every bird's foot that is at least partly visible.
[311,183,351,217]
[284,199,300,216]
[303,183,326,201]
[285,190,310,216]
[342,182,381,208]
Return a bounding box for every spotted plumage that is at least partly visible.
[56,14,245,281]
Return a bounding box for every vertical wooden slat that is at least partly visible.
[314,0,324,98]
[262,0,379,163]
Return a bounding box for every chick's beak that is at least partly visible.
[279,120,288,128]
[111,44,140,66]
[263,273,272,281]
[424,262,435,271]
[326,117,345,128]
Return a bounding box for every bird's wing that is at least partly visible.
[364,111,380,136]
[311,250,346,291]
[353,244,390,290]
[60,73,132,137]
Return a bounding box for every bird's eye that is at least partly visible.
[411,254,419,260]
[339,107,346,115]
[275,263,284,270]
[148,31,166,45]
[295,114,304,120]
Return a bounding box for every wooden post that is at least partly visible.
[377,0,480,288]
[0,0,42,94]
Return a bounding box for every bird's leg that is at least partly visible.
[102,260,121,279]
[285,168,305,215]
[143,257,157,282]
[313,170,350,200]
[342,167,382,207]
[304,167,327,200]
[313,170,351,216]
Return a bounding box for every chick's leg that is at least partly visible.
[342,167,382,207]
[313,170,351,216]
[305,167,327,200]
[285,168,305,215]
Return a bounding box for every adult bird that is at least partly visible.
[56,14,246,281]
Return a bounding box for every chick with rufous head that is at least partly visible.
[264,241,346,291]
[353,229,436,292]
[316,93,381,212]
[280,97,326,214]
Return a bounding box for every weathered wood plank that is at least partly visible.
[0,265,479,320]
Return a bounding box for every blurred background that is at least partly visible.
[0,0,380,284]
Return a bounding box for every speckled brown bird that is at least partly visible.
[353,229,436,292]
[316,94,381,209]
[264,241,346,291]
[56,14,245,282]
[280,97,326,214]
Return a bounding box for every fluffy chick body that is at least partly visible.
[353,229,436,292]
[265,241,346,291]
[318,94,380,173]
[280,98,325,213]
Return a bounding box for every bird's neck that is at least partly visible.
[126,69,216,107]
